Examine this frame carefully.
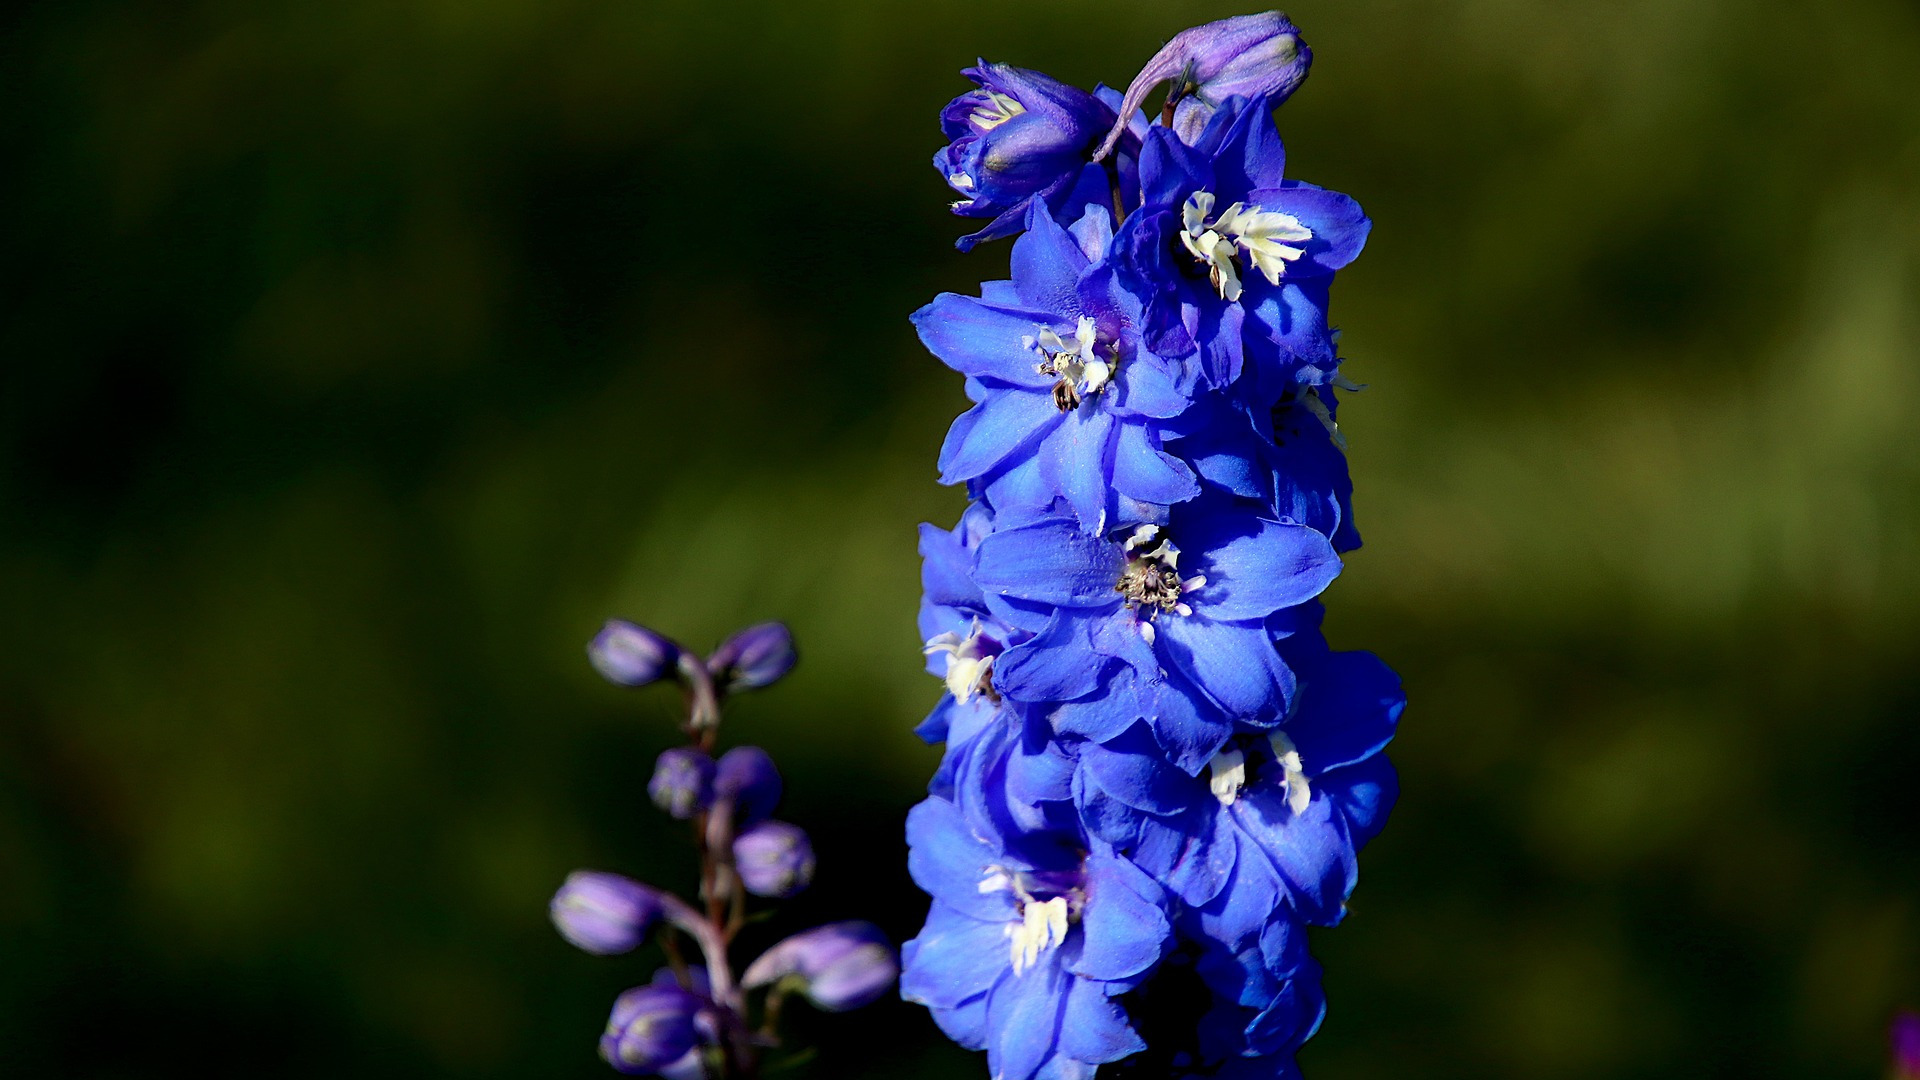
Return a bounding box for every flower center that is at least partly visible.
[1115,526,1203,641]
[1027,317,1114,411]
[1206,732,1311,812]
[969,91,1025,133]
[979,866,1085,976]
[922,620,999,704]
[1177,190,1313,301]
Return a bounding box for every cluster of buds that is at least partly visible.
[554,620,896,1077]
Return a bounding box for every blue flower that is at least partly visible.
[1113,98,1368,371]
[916,203,1200,535]
[901,796,1171,1080]
[1073,625,1402,945]
[937,63,1128,251]
[971,501,1341,770]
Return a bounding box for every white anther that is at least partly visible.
[1268,731,1311,816]
[923,620,995,703]
[970,91,1025,132]
[1178,190,1312,301]
[1008,896,1070,976]
[1208,748,1248,806]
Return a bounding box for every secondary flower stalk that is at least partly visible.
[552,620,896,1077]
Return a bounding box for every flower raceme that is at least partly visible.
[907,12,1401,1079]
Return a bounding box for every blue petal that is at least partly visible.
[914,294,1061,388]
[1037,406,1118,534]
[1329,755,1399,849]
[940,384,1063,484]
[1283,647,1403,773]
[1191,518,1341,621]
[1258,184,1370,276]
[905,798,1018,921]
[987,950,1068,1080]
[1072,853,1170,983]
[1056,975,1146,1064]
[993,612,1104,703]
[1011,202,1093,314]
[1074,726,1192,816]
[974,519,1125,607]
[1233,787,1357,925]
[1109,422,1199,509]
[1155,615,1292,720]
[901,900,1013,1009]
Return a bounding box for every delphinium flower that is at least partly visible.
[554,620,897,1077]
[909,12,1400,1077]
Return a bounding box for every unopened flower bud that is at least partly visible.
[589,620,681,688]
[741,921,898,1012]
[1895,1011,1920,1080]
[599,974,709,1075]
[713,745,782,824]
[550,871,663,956]
[732,820,815,898]
[649,748,716,820]
[1097,11,1312,158]
[937,62,1119,251]
[706,622,797,693]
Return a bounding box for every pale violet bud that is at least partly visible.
[1097,11,1313,159]
[649,748,716,820]
[589,619,681,688]
[599,971,709,1075]
[706,622,796,692]
[550,871,663,956]
[741,921,898,1012]
[713,745,782,824]
[732,820,815,898]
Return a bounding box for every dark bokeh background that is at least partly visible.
[4,0,1918,1076]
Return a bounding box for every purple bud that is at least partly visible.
[706,622,796,692]
[589,620,681,688]
[599,974,709,1075]
[550,871,663,956]
[742,921,898,1012]
[1097,12,1313,159]
[649,748,716,820]
[713,746,782,824]
[1895,1011,1920,1079]
[731,820,814,898]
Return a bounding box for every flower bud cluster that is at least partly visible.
[554,620,894,1077]
[906,13,1403,1078]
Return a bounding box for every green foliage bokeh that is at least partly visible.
[2,0,1917,1076]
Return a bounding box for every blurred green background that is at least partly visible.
[3,0,1918,1076]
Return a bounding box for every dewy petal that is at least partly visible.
[901,900,1016,1009]
[1192,518,1342,621]
[974,520,1125,607]
[913,293,1064,389]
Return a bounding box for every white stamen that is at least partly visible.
[1178,191,1312,301]
[979,865,1015,895]
[1031,316,1115,409]
[949,173,975,190]
[1138,621,1156,644]
[969,91,1025,132]
[1208,748,1248,805]
[923,620,995,703]
[1295,386,1347,450]
[1008,896,1070,976]
[1268,732,1311,816]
